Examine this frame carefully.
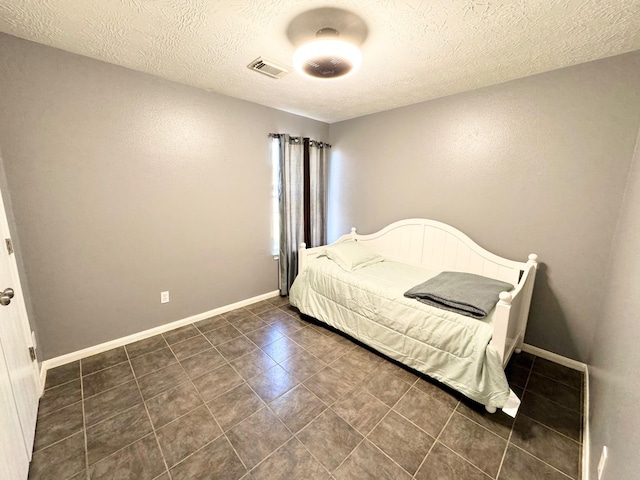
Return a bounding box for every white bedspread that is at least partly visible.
[289,257,511,408]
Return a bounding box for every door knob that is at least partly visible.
[0,287,14,306]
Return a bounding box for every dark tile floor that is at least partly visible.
[30,296,584,480]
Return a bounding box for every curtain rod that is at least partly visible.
[268,133,331,148]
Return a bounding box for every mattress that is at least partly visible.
[289,257,511,407]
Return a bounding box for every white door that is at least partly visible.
[0,188,40,477]
[1,337,30,479]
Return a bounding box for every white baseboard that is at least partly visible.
[522,343,587,372]
[40,290,280,388]
[521,343,589,480]
[39,363,47,395]
[582,364,590,480]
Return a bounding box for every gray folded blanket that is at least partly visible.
[404,271,514,319]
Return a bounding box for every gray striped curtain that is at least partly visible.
[308,141,328,248]
[277,135,304,296]
[273,134,329,295]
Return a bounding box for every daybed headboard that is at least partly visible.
[301,218,531,286]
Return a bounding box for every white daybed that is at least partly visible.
[289,218,538,413]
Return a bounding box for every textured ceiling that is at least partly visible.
[0,0,639,123]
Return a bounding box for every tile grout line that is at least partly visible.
[418,359,537,478]
[83,378,133,403]
[40,375,78,394]
[81,359,131,379]
[33,305,332,477]
[530,371,583,393]
[248,435,331,478]
[526,358,583,416]
[164,333,253,476]
[319,340,480,475]
[80,360,89,480]
[287,377,364,477]
[516,358,584,443]
[452,398,540,478]
[509,443,576,479]
[234,317,356,477]
[269,311,456,477]
[250,398,333,478]
[495,355,535,479]
[30,400,83,454]
[217,332,329,476]
[137,304,289,475]
[393,398,458,450]
[511,415,581,478]
[79,404,162,466]
[519,412,583,445]
[429,442,496,480]
[529,358,583,392]
[331,374,418,477]
[297,374,369,476]
[233,327,385,477]
[495,402,520,478]
[79,379,143,428]
[123,346,172,479]
[452,402,512,441]
[499,356,582,480]
[35,356,151,473]
[413,400,459,478]
[523,386,583,417]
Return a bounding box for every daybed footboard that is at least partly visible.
[490,254,538,367]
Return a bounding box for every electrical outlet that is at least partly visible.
[597,445,608,479]
[160,291,170,304]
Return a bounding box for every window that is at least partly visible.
[271,138,280,256]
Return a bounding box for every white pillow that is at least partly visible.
[322,241,385,271]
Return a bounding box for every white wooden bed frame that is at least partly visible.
[298,218,538,410]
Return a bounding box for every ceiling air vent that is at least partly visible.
[248,57,290,79]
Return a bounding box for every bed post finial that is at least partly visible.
[350,227,357,240]
[498,291,512,306]
[527,253,538,266]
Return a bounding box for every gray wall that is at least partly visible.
[0,34,329,360]
[587,125,640,479]
[328,52,640,362]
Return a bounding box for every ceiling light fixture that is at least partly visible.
[293,28,362,80]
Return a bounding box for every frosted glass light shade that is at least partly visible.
[293,38,362,79]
